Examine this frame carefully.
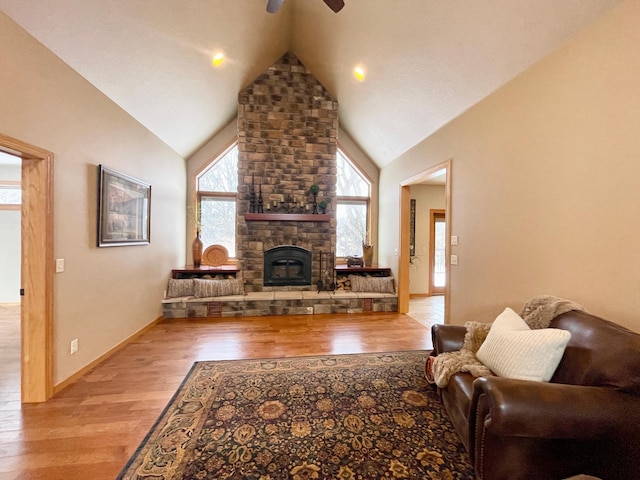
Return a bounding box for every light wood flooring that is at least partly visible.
[0,303,20,411]
[0,308,434,480]
[408,294,445,329]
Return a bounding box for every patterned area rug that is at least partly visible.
[117,351,474,479]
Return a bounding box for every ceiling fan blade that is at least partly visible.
[266,0,285,13]
[323,0,345,13]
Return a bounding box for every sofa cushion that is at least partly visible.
[476,307,571,382]
[194,278,244,298]
[551,310,640,393]
[166,279,195,298]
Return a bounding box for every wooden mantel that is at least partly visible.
[244,213,330,222]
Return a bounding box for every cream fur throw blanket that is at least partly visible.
[428,295,585,388]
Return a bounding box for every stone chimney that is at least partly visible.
[237,52,338,291]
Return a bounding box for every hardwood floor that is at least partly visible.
[0,303,20,408]
[408,294,445,330]
[0,312,432,480]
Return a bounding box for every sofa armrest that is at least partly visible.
[471,376,640,439]
[431,324,466,356]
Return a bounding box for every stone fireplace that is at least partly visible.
[237,52,338,292]
[263,245,312,286]
[165,55,399,319]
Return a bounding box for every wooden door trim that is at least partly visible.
[398,160,451,323]
[429,209,446,295]
[398,186,411,313]
[0,133,54,403]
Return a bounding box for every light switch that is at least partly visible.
[55,258,65,273]
[450,255,458,266]
[451,235,459,246]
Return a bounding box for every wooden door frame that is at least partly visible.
[0,133,54,403]
[398,160,451,322]
[429,209,446,295]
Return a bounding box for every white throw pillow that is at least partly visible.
[476,307,571,382]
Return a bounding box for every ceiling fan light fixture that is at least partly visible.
[353,66,365,81]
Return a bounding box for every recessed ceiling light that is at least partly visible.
[353,66,365,81]
[212,52,225,68]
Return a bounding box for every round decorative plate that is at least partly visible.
[203,245,229,266]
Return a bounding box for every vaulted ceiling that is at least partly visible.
[0,0,621,168]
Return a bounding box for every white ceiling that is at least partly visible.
[0,0,621,168]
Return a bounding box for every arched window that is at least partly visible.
[196,143,238,257]
[336,149,371,258]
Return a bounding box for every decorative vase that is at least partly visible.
[362,244,373,267]
[192,231,203,268]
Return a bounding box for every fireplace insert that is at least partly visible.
[263,245,312,286]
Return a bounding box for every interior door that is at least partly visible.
[429,209,446,295]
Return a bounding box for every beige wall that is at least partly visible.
[379,0,640,332]
[0,13,186,384]
[409,185,446,294]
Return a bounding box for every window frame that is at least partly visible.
[0,180,21,210]
[335,148,372,262]
[195,142,239,259]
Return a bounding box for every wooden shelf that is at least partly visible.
[172,265,238,279]
[335,265,391,277]
[244,213,330,222]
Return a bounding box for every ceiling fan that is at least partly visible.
[267,0,345,14]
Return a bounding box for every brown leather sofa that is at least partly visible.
[430,310,640,480]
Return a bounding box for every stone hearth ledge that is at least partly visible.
[162,291,398,318]
[162,291,398,303]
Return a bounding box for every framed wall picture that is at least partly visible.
[410,198,416,258]
[98,165,151,247]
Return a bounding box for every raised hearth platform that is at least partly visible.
[162,291,398,319]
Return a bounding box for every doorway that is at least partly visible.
[398,160,451,324]
[0,133,54,403]
[0,151,21,403]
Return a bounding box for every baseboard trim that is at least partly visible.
[53,316,164,394]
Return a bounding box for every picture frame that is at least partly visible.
[410,198,416,258]
[98,165,151,247]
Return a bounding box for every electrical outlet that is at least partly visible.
[70,338,78,355]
